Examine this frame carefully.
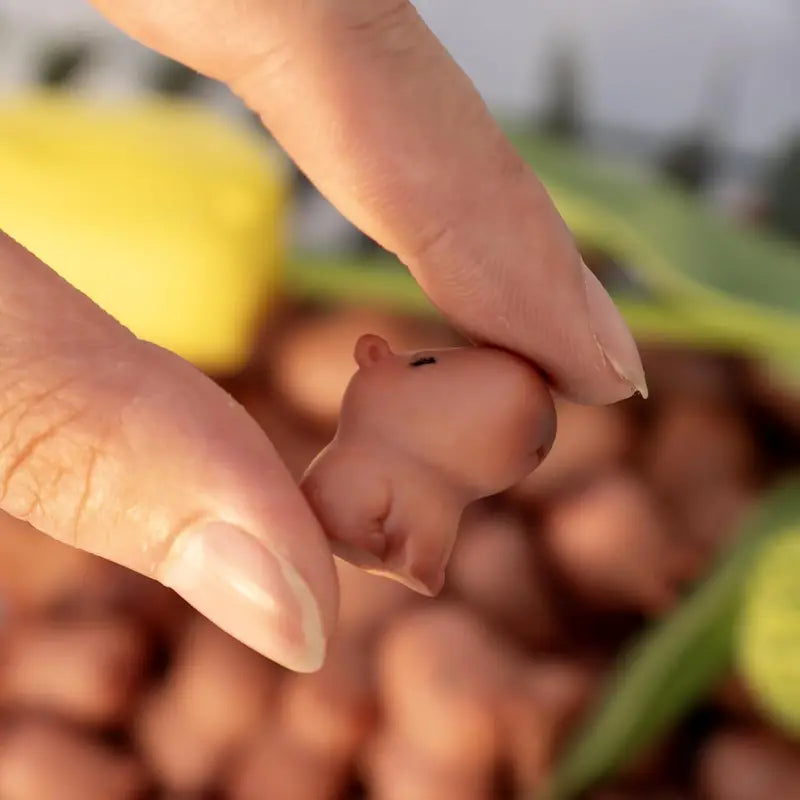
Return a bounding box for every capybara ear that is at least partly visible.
[354,334,392,368]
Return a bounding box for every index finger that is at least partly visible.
[90,0,647,404]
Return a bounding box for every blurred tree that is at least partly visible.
[659,47,743,196]
[658,133,716,194]
[764,135,800,242]
[149,57,205,96]
[540,42,583,142]
[37,41,90,87]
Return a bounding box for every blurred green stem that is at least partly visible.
[287,131,800,368]
[285,253,779,356]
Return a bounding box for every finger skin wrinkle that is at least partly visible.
[0,406,87,522]
[0,376,81,452]
[0,357,123,547]
[152,509,213,573]
[233,1,421,113]
[71,441,102,552]
[233,28,295,88]
[338,0,418,57]
[341,0,408,33]
[402,219,460,288]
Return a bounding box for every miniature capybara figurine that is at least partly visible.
[300,334,556,596]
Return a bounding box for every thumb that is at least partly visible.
[0,231,337,672]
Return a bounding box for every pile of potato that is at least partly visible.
[0,302,798,800]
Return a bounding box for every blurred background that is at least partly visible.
[0,2,799,800]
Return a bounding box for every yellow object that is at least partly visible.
[0,91,288,373]
[739,526,800,736]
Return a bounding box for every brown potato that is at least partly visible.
[543,473,702,615]
[231,635,375,799]
[156,796,206,800]
[744,358,800,433]
[0,718,147,800]
[502,658,600,792]
[230,727,349,800]
[696,729,800,800]
[0,519,184,641]
[364,730,494,800]
[376,604,512,768]
[335,559,418,639]
[278,634,376,757]
[711,674,761,721]
[509,399,632,504]
[677,481,755,557]
[135,618,281,793]
[639,346,741,404]
[0,513,101,614]
[448,506,565,647]
[587,790,689,800]
[0,614,149,727]
[81,567,191,643]
[155,796,206,800]
[271,307,461,430]
[644,398,757,505]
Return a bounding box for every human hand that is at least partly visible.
[0,0,645,672]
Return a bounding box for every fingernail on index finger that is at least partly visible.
[160,521,327,672]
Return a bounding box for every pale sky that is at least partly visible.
[3,0,799,155]
[413,0,800,154]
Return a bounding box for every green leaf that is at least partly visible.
[537,476,800,800]
[285,253,436,317]
[504,131,800,359]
